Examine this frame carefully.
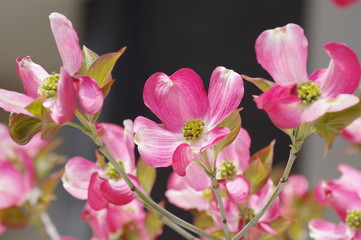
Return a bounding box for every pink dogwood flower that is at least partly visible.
[134,66,244,177]
[62,121,138,210]
[81,200,158,240]
[342,118,361,144]
[0,12,102,124]
[0,122,48,209]
[309,164,361,239]
[253,23,361,129]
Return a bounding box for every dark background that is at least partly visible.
[81,0,305,239]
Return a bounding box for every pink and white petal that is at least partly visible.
[255,23,309,85]
[198,126,230,152]
[165,188,208,211]
[301,94,359,123]
[226,176,250,204]
[0,89,34,115]
[76,76,103,114]
[282,174,309,201]
[143,69,209,132]
[88,172,108,210]
[315,42,361,98]
[0,161,26,209]
[167,171,190,191]
[342,118,361,143]
[50,67,76,124]
[62,157,100,200]
[16,56,48,98]
[217,128,251,173]
[335,164,361,196]
[315,181,361,220]
[81,204,110,240]
[100,175,138,206]
[96,123,135,173]
[134,116,182,168]
[172,143,198,177]
[184,161,211,191]
[309,220,351,240]
[49,13,82,75]
[123,119,136,170]
[258,222,278,235]
[16,150,35,196]
[207,66,244,128]
[255,84,304,129]
[255,83,301,107]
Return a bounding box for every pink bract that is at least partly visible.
[254,23,361,129]
[310,164,361,239]
[134,66,244,175]
[62,121,138,210]
[0,12,103,125]
[81,200,156,240]
[342,118,361,144]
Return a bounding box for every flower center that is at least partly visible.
[38,74,60,98]
[297,81,321,104]
[202,188,213,200]
[182,119,205,140]
[105,161,123,180]
[346,210,361,229]
[243,207,256,223]
[218,161,237,180]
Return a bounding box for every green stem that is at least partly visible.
[160,215,200,240]
[65,121,89,132]
[75,108,90,128]
[211,176,231,240]
[231,145,300,240]
[98,146,221,240]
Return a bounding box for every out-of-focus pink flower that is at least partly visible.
[331,0,359,8]
[310,164,361,239]
[254,23,360,129]
[216,128,251,203]
[0,123,44,209]
[134,66,244,176]
[342,118,361,144]
[280,174,309,216]
[62,122,138,210]
[81,200,159,240]
[0,12,102,124]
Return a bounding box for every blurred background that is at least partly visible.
[0,0,360,239]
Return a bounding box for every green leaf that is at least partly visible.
[214,108,242,156]
[316,99,361,149]
[244,156,269,194]
[87,47,126,88]
[0,207,29,229]
[78,46,99,75]
[269,217,292,236]
[252,139,275,169]
[145,211,163,238]
[136,158,157,194]
[9,114,42,145]
[41,169,64,204]
[244,140,275,193]
[40,110,61,140]
[193,210,214,230]
[25,98,43,117]
[242,75,275,92]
